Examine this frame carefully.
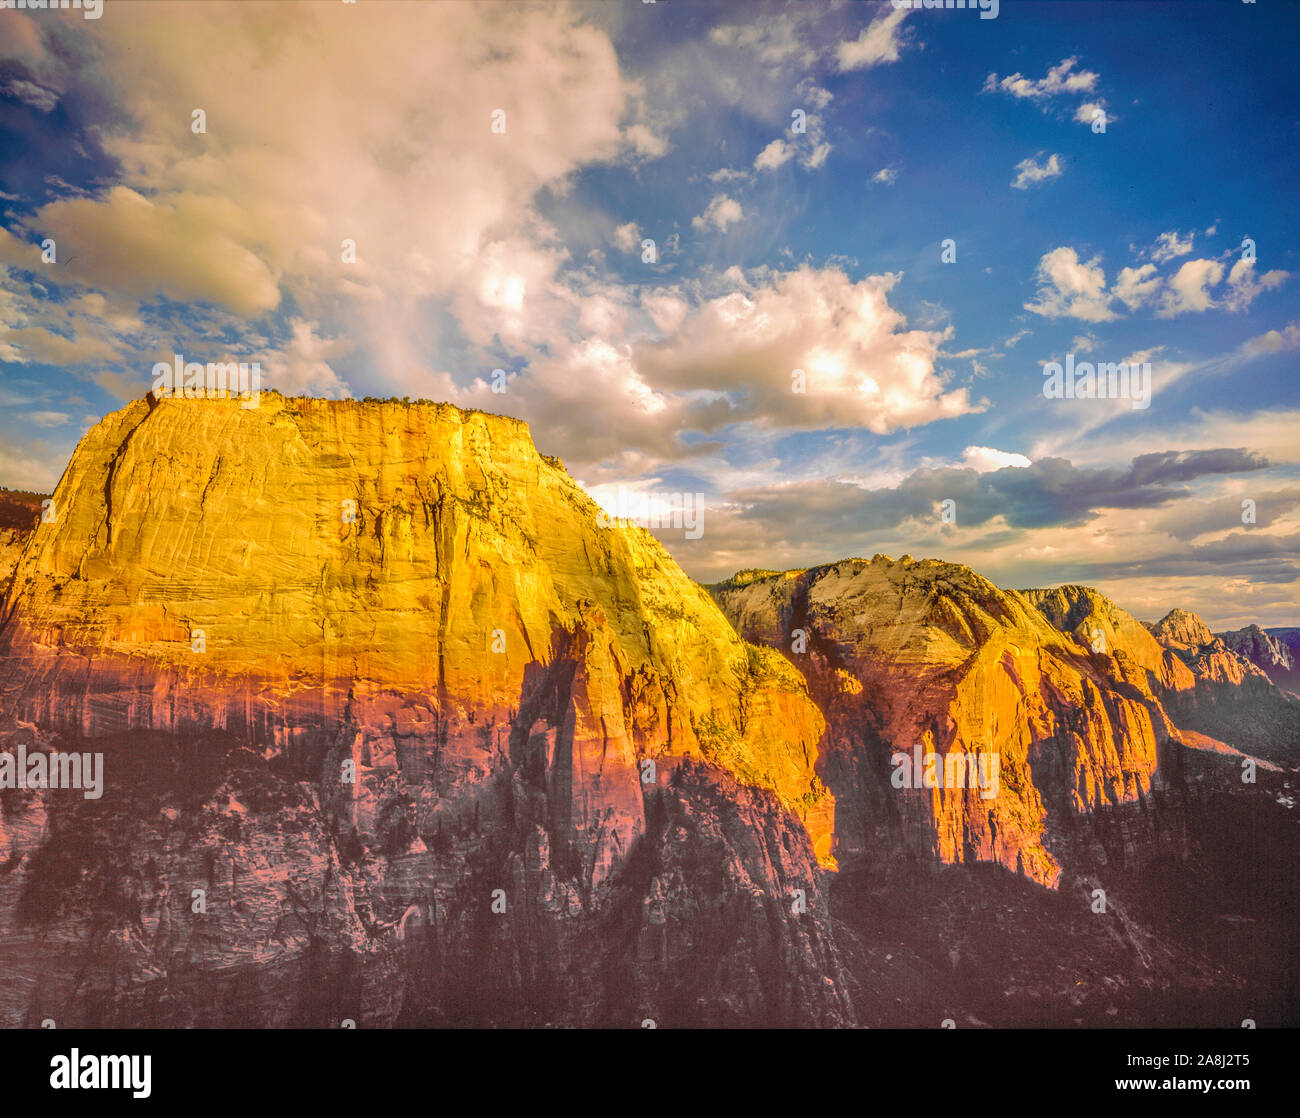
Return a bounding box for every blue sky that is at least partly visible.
[0,0,1296,626]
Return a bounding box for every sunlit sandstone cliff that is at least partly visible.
[0,394,841,1027]
[710,559,1295,890]
[1,399,1295,1027]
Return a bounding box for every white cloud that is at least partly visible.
[629,266,980,438]
[1244,318,1300,355]
[754,139,793,172]
[642,291,690,336]
[1223,258,1289,312]
[1011,152,1063,190]
[26,410,69,428]
[835,7,910,72]
[622,123,668,161]
[797,80,834,112]
[260,318,351,397]
[1026,246,1280,323]
[692,193,745,233]
[709,16,819,68]
[613,221,642,253]
[985,57,1099,100]
[14,1,643,392]
[1024,248,1116,322]
[27,187,281,317]
[961,446,1032,473]
[707,167,750,183]
[871,166,898,186]
[1150,230,1195,263]
[805,141,831,170]
[1157,258,1224,317]
[1112,263,1161,311]
[1073,101,1108,126]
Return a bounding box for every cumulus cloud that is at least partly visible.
[1157,258,1224,317]
[755,109,832,172]
[29,187,281,316]
[628,266,978,437]
[1222,258,1289,312]
[871,166,898,186]
[260,319,351,398]
[1150,230,1195,263]
[1011,152,1063,189]
[1112,263,1160,311]
[961,446,1032,473]
[692,193,745,232]
[613,221,642,253]
[754,139,793,172]
[1024,248,1117,322]
[10,1,645,388]
[835,6,911,71]
[1073,101,1108,126]
[985,57,1099,100]
[1026,245,1283,322]
[1244,318,1300,355]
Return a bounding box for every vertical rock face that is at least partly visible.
[0,394,841,1027]
[711,558,1292,891]
[1148,608,1217,652]
[1218,624,1300,696]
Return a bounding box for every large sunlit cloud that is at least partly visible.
[628,266,980,438]
[2,1,653,388]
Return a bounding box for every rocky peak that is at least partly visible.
[1149,607,1216,652]
[1218,624,1295,671]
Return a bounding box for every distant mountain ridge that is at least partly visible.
[1217,624,1300,696]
